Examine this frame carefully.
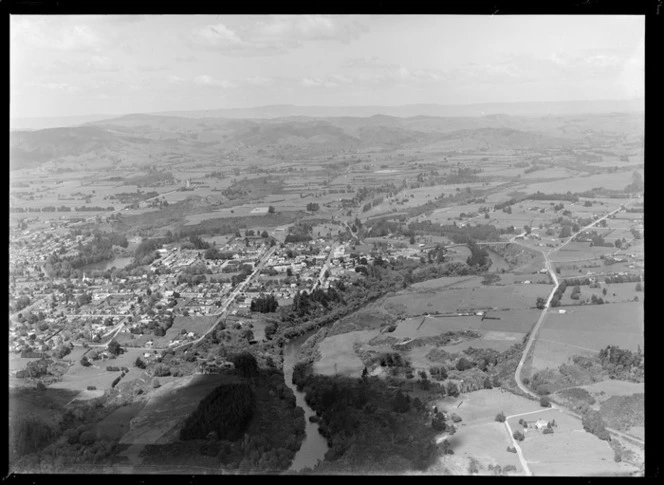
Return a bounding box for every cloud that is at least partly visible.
[137,64,170,72]
[194,75,236,88]
[190,15,369,56]
[175,55,198,63]
[13,19,103,51]
[30,82,80,93]
[245,76,274,86]
[341,56,397,70]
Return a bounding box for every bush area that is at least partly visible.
[180,382,255,441]
[141,368,305,472]
[600,394,644,432]
[582,409,611,441]
[292,363,449,473]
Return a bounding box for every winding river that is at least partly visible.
[282,331,330,472]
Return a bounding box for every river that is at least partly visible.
[282,331,330,472]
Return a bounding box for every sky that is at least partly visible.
[10,15,645,118]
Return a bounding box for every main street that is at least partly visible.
[171,244,278,351]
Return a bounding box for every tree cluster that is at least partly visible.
[180,382,255,441]
[250,293,279,313]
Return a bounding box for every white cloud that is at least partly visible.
[245,76,273,86]
[190,15,369,56]
[342,56,397,70]
[13,19,103,51]
[31,82,80,93]
[194,75,236,88]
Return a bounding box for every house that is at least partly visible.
[558,309,567,314]
[535,419,548,430]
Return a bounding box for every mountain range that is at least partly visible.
[10,99,644,131]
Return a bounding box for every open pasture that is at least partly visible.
[508,409,636,476]
[409,276,480,291]
[312,330,376,377]
[387,282,550,316]
[520,167,580,180]
[519,172,635,193]
[441,330,525,353]
[549,242,616,262]
[560,282,641,306]
[50,348,146,393]
[392,308,538,340]
[151,315,216,348]
[529,338,596,372]
[451,421,525,475]
[576,380,644,402]
[530,302,643,371]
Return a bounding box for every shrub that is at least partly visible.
[451,413,462,423]
[543,428,553,434]
[431,412,447,432]
[10,416,55,455]
[111,376,122,388]
[87,386,97,391]
[506,446,516,453]
[504,465,517,472]
[512,430,525,441]
[80,356,91,367]
[495,412,506,423]
[63,428,78,445]
[106,366,120,372]
[79,430,95,445]
[135,357,147,369]
[153,363,171,377]
[539,396,551,407]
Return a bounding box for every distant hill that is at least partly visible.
[10,99,644,131]
[152,99,644,120]
[9,111,644,171]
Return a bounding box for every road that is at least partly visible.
[311,243,339,291]
[509,200,645,449]
[171,244,278,352]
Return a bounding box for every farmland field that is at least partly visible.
[530,302,643,372]
[50,348,147,393]
[313,330,376,377]
[508,409,638,476]
[519,172,638,193]
[537,302,643,351]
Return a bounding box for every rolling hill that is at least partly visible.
[9,111,643,171]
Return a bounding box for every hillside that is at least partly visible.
[9,111,643,171]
